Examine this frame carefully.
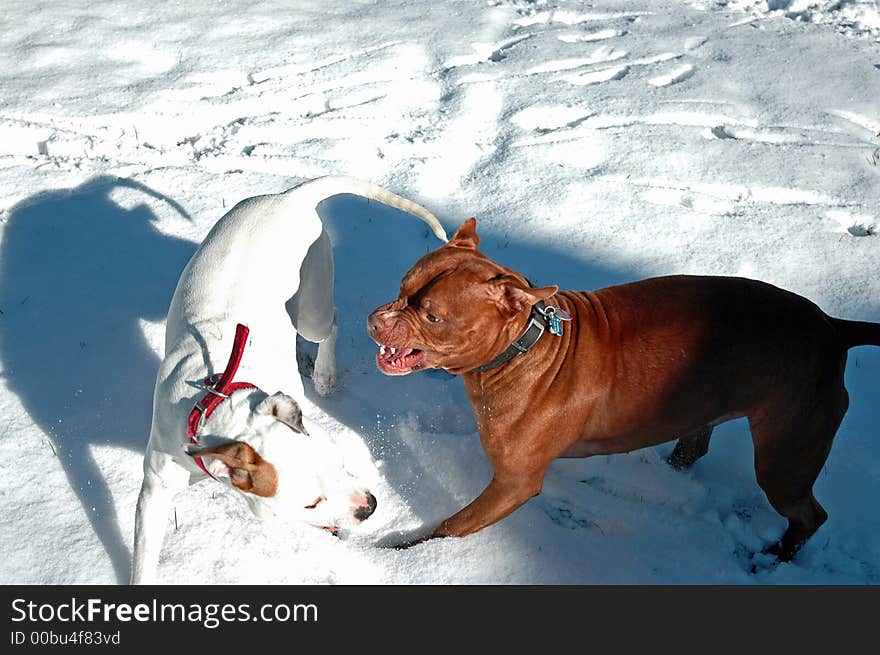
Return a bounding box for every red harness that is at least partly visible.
[187,323,257,478]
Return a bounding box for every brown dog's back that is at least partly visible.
[369,218,877,560]
[548,276,843,452]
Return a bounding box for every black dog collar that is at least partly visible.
[470,301,568,373]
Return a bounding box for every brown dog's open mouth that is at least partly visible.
[376,344,427,375]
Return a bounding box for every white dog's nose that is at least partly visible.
[353,492,377,522]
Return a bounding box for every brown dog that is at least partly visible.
[368,218,880,561]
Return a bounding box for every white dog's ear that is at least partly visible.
[257,392,309,435]
[188,442,278,497]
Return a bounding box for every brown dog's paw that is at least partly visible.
[748,550,780,574]
[761,538,801,563]
[748,539,801,573]
[376,528,432,550]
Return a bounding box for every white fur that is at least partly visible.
[131,176,446,584]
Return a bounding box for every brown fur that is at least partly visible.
[368,218,880,560]
[197,442,278,497]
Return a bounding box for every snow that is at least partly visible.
[726,1,880,40]
[0,0,878,584]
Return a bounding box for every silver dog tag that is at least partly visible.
[545,306,572,336]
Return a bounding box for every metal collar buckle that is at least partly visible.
[512,317,545,352]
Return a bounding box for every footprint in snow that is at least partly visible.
[557,28,626,43]
[827,209,877,237]
[848,224,876,237]
[444,33,534,69]
[525,45,628,75]
[708,125,736,139]
[564,65,630,87]
[649,63,695,87]
[540,497,602,532]
[509,105,593,133]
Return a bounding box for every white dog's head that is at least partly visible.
[187,390,376,533]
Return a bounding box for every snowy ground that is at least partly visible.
[1,0,878,584]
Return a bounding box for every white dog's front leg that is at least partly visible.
[131,463,188,585]
[313,308,338,397]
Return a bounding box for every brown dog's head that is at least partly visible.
[367,218,557,375]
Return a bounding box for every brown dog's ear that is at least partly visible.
[488,275,558,316]
[188,442,278,497]
[447,217,480,250]
[256,392,308,435]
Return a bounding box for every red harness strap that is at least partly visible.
[187,323,257,477]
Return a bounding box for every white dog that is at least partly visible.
[131,176,447,584]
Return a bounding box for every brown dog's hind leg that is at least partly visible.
[667,425,713,470]
[749,384,848,562]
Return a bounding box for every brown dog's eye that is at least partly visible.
[426,313,441,323]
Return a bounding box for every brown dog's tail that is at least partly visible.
[833,318,880,349]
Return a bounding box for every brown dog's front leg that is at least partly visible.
[430,473,543,539]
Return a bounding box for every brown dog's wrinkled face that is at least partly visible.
[367,218,557,375]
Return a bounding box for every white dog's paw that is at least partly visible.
[312,371,338,397]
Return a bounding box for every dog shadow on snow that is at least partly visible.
[0,177,629,584]
[0,176,196,584]
[4,181,874,583]
[0,181,629,582]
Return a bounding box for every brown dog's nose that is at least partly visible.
[367,311,394,341]
[353,492,377,522]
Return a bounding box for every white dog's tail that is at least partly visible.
[286,175,448,242]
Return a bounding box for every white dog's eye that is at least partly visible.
[304,496,326,509]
